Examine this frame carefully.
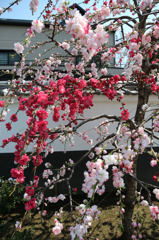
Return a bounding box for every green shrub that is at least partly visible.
[11,228,34,240]
[0,177,25,214]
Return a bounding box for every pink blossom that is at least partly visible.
[29,0,39,13]
[61,42,70,50]
[15,221,22,229]
[42,210,47,216]
[58,194,66,201]
[94,147,101,155]
[142,34,151,45]
[153,189,159,200]
[153,25,159,39]
[14,42,24,54]
[24,193,31,201]
[65,9,89,38]
[8,8,12,12]
[149,205,159,221]
[131,235,137,240]
[150,159,157,167]
[121,208,125,213]
[101,6,111,18]
[53,219,63,235]
[46,60,52,67]
[140,0,152,12]
[0,8,3,14]
[59,85,65,94]
[131,221,137,228]
[31,20,45,33]
[141,200,149,206]
[101,68,107,75]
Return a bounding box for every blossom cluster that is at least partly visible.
[70,203,100,240]
[65,9,109,62]
[29,0,39,13]
[82,152,120,197]
[149,205,159,221]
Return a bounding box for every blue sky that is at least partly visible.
[0,1,102,20]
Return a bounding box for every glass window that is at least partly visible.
[0,52,8,65]
[9,52,21,65]
[0,51,21,65]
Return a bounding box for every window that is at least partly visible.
[0,50,21,65]
[76,55,101,68]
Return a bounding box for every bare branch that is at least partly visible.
[100,16,137,25]
[72,114,121,131]
[0,0,20,15]
[129,173,152,205]
[145,129,159,141]
[67,179,74,220]
[74,133,116,167]
[145,63,159,75]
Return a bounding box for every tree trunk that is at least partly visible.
[121,83,150,239]
[121,161,137,240]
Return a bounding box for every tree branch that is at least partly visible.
[145,63,159,75]
[129,173,152,205]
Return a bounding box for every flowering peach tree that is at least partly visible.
[0,0,159,239]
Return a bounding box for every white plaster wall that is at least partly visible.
[0,94,158,153]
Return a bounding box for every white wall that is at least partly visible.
[0,94,157,153]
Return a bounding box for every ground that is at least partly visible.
[0,192,159,240]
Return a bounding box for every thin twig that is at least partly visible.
[129,173,152,205]
[67,179,75,220]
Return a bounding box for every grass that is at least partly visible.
[0,193,159,240]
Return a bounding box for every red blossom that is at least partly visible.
[18,154,30,166]
[10,114,18,122]
[26,186,35,196]
[36,108,48,120]
[37,120,48,133]
[121,109,129,121]
[49,133,58,140]
[6,122,11,130]
[53,107,60,122]
[37,92,48,107]
[32,155,43,166]
[10,168,25,183]
[129,50,135,57]
[78,79,87,89]
[153,176,158,182]
[25,198,36,211]
[0,100,5,107]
